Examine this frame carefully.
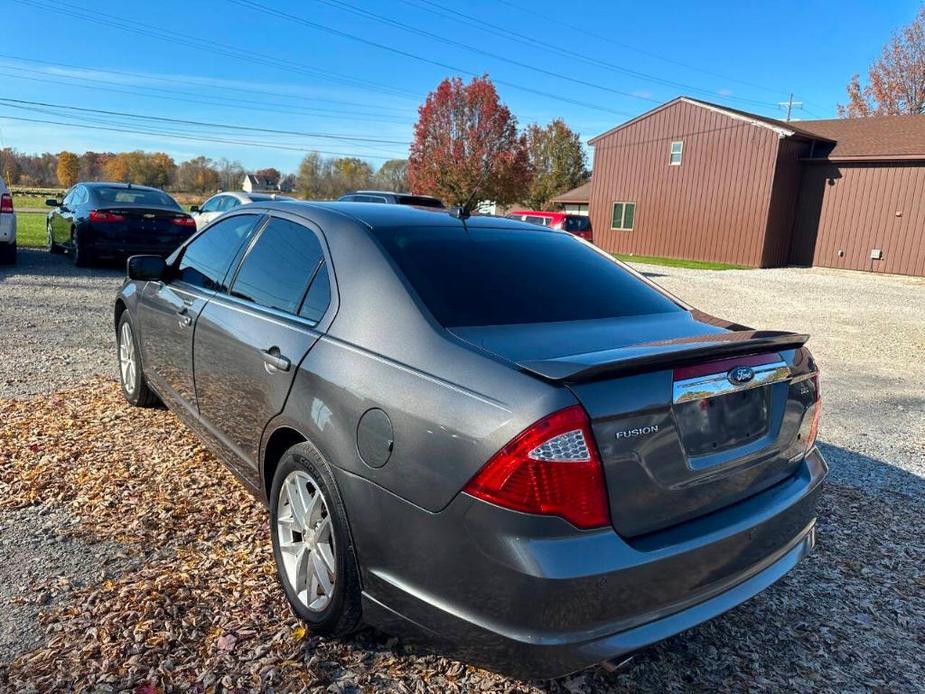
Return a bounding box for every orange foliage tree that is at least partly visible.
[408,75,531,206]
[839,7,925,117]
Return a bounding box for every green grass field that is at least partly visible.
[15,213,47,248]
[615,253,750,271]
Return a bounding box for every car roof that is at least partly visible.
[248,200,535,231]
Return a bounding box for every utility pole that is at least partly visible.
[778,93,803,121]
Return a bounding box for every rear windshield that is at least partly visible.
[93,187,179,209]
[563,216,591,232]
[397,195,445,209]
[373,226,681,327]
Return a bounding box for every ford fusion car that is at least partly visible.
[113,202,825,679]
[47,182,196,266]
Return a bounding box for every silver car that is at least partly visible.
[190,191,293,230]
[114,202,825,679]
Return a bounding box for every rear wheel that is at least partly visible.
[72,230,93,267]
[117,312,159,407]
[0,242,15,265]
[47,223,63,254]
[270,443,362,637]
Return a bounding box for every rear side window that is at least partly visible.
[373,226,680,327]
[299,262,331,324]
[231,217,325,314]
[524,215,550,226]
[177,214,260,290]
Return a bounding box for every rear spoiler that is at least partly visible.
[517,330,809,382]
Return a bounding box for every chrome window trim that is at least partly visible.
[673,360,791,404]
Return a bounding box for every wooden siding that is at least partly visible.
[793,162,925,276]
[588,100,785,267]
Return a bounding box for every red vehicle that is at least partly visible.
[506,210,593,242]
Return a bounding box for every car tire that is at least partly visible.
[48,223,64,254]
[72,231,93,267]
[116,312,159,407]
[270,442,363,638]
[0,242,15,265]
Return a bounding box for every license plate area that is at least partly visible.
[674,386,770,456]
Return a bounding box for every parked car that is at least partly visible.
[506,209,593,242]
[0,177,16,265]
[191,191,294,230]
[114,203,825,679]
[337,190,445,208]
[46,183,196,267]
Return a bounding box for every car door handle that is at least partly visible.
[261,349,291,372]
[177,306,193,328]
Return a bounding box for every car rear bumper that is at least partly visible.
[337,447,827,680]
[88,240,186,258]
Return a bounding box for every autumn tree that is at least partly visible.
[176,156,220,194]
[375,159,409,191]
[331,157,373,194]
[523,120,588,209]
[838,7,925,116]
[254,167,281,184]
[408,75,531,206]
[56,151,79,187]
[216,158,245,190]
[297,152,333,199]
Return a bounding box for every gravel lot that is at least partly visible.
[1,249,923,691]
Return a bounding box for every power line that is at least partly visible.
[230,0,643,115]
[0,98,411,145]
[778,93,804,121]
[491,0,796,98]
[0,53,413,116]
[0,67,414,125]
[383,0,785,110]
[15,0,420,101]
[0,112,406,160]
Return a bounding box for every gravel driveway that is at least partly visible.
[1,250,923,691]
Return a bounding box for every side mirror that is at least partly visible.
[190,205,200,213]
[45,198,59,207]
[127,255,167,282]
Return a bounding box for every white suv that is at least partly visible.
[0,177,16,265]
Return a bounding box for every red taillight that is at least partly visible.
[0,193,12,213]
[171,215,196,227]
[89,210,125,223]
[463,405,610,529]
[797,374,821,451]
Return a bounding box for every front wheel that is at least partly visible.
[117,312,159,407]
[48,223,63,254]
[270,443,362,637]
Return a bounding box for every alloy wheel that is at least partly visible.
[277,470,337,612]
[119,322,137,393]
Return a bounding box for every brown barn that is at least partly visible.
[587,97,925,276]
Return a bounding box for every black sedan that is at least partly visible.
[47,182,197,266]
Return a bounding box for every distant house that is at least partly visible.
[588,96,925,276]
[242,173,285,193]
[551,180,591,215]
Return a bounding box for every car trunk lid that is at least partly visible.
[91,206,194,243]
[451,314,819,537]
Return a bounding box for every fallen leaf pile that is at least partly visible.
[1,380,923,692]
[0,380,543,692]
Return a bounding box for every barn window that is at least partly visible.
[669,140,683,165]
[611,202,636,231]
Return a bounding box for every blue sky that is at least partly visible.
[1,0,921,173]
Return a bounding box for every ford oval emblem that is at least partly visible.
[728,366,756,385]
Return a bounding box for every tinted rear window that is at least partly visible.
[93,187,179,208]
[373,226,680,327]
[563,216,591,232]
[397,195,444,209]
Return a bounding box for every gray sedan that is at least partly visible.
[113,202,825,679]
